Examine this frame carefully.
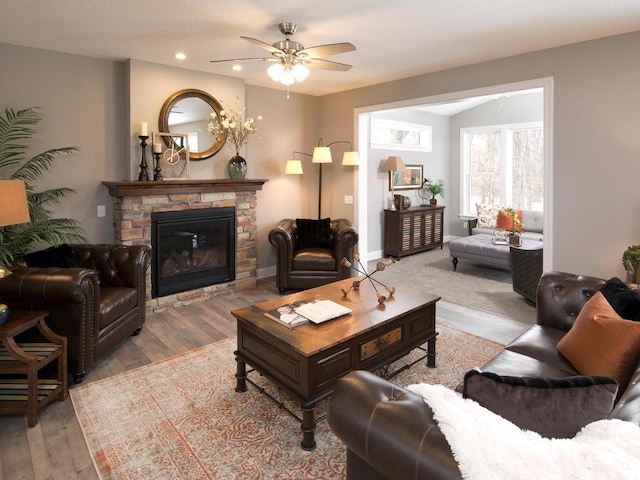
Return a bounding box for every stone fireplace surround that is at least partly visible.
[102,179,267,313]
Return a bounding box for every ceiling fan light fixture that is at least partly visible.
[279,68,295,85]
[267,63,284,81]
[293,63,309,82]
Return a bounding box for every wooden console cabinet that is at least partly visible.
[384,205,445,259]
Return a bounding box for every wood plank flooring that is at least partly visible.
[0,277,528,480]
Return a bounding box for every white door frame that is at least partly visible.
[353,77,554,271]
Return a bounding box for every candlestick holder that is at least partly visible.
[137,135,150,181]
[153,152,163,181]
[340,253,396,303]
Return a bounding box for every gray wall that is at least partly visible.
[366,109,450,256]
[0,43,126,245]
[3,29,640,280]
[0,45,319,277]
[319,31,640,279]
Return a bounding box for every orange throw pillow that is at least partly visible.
[496,209,523,232]
[557,291,640,392]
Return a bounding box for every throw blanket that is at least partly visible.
[407,384,640,480]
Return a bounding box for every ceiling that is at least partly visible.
[2,0,640,96]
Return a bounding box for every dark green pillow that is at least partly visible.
[463,370,618,438]
[600,277,640,321]
[23,244,77,268]
[296,218,331,249]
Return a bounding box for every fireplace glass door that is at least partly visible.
[151,207,235,298]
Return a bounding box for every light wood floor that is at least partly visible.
[0,277,528,480]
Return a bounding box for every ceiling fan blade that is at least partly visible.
[240,36,284,55]
[306,58,352,71]
[299,42,356,59]
[209,57,273,64]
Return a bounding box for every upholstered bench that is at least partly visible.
[449,234,543,271]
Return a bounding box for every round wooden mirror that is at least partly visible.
[158,89,227,160]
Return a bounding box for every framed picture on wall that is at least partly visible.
[389,164,423,191]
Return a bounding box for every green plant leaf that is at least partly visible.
[0,106,87,266]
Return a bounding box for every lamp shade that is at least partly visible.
[0,180,30,227]
[342,151,360,166]
[285,160,304,174]
[312,146,332,164]
[381,155,405,172]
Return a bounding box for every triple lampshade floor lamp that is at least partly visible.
[285,140,359,220]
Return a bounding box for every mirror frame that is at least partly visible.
[158,89,227,160]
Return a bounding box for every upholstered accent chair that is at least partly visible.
[269,218,358,294]
[0,244,151,383]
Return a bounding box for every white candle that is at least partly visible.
[138,122,148,137]
[153,142,162,153]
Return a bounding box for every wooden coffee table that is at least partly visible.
[231,277,440,450]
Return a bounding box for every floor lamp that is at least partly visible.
[381,155,406,210]
[312,140,359,219]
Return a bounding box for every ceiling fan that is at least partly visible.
[210,22,356,86]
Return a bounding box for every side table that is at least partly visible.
[0,310,68,427]
[510,245,544,305]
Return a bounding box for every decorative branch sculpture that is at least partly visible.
[340,253,396,303]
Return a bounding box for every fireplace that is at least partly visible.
[151,207,235,298]
[102,179,267,313]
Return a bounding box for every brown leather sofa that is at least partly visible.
[328,271,640,480]
[0,244,151,383]
[269,218,358,294]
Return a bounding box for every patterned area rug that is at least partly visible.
[71,325,504,480]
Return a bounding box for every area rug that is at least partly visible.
[71,325,504,480]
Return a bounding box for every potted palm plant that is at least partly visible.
[0,107,86,268]
[422,179,445,206]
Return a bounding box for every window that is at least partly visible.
[187,132,198,152]
[371,118,432,152]
[461,122,543,215]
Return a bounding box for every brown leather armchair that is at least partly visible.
[0,244,151,383]
[269,218,358,294]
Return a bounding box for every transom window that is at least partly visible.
[371,118,432,152]
[460,122,543,215]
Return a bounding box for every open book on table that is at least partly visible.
[293,299,352,324]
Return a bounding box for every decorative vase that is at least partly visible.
[228,154,247,180]
[508,233,522,247]
[429,198,437,206]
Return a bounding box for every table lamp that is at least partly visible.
[381,156,406,210]
[0,179,31,324]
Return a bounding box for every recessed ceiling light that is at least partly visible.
[232,65,242,71]
[175,53,187,60]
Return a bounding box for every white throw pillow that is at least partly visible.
[475,203,503,228]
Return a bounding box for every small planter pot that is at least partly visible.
[429,198,437,206]
[627,269,640,285]
[508,233,522,247]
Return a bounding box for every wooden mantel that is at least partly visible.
[102,179,268,196]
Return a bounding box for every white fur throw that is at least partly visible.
[407,383,640,480]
